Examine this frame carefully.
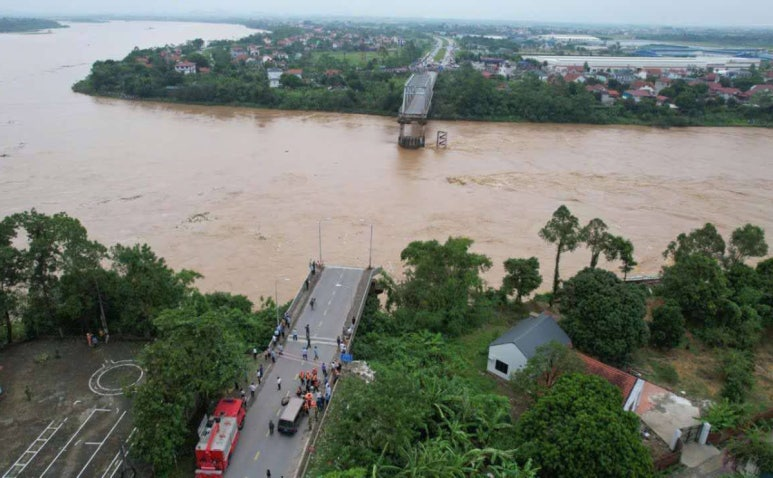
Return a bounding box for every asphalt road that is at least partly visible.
[225,266,366,478]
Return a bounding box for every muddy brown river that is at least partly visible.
[2,21,772,302]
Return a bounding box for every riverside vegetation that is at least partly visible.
[72,25,773,127]
[2,208,771,476]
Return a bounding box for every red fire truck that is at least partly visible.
[194,398,247,477]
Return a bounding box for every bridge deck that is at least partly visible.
[399,72,437,118]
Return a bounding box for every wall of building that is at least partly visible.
[487,343,527,380]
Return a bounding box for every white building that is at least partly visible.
[526,55,761,72]
[267,68,283,88]
[487,313,571,380]
[536,34,603,45]
[174,61,197,75]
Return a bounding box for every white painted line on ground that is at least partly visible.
[94,408,112,412]
[102,427,136,478]
[76,410,126,478]
[84,442,101,446]
[3,419,64,478]
[40,408,101,477]
[107,460,122,478]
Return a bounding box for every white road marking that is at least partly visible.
[2,419,65,478]
[40,408,103,477]
[76,410,126,478]
[102,427,136,478]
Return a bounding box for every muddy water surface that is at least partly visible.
[2,22,772,301]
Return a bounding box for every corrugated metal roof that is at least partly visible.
[489,313,571,359]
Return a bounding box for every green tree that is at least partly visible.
[280,73,304,88]
[560,268,648,365]
[515,373,653,478]
[649,301,685,349]
[132,304,246,472]
[389,237,492,336]
[660,253,730,325]
[579,218,612,269]
[728,224,768,264]
[0,217,25,342]
[501,257,542,304]
[663,223,726,263]
[11,210,106,337]
[611,236,637,279]
[539,205,581,305]
[510,341,585,400]
[111,243,200,336]
[720,350,756,403]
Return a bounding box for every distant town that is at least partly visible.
[68,18,773,127]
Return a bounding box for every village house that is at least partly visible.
[487,313,571,380]
[174,61,197,75]
[623,88,655,103]
[267,68,283,88]
[286,69,303,80]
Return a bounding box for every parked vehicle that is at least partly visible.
[194,398,246,477]
[277,397,305,435]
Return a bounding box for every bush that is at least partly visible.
[720,350,756,403]
[649,301,685,349]
[702,399,752,431]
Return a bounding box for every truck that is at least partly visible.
[194,398,247,477]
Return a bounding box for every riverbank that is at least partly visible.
[0,18,67,33]
[72,86,772,128]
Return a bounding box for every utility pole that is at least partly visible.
[95,279,109,343]
[368,224,373,269]
[318,220,322,263]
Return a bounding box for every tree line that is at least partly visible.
[71,34,773,127]
[308,205,771,477]
[0,209,280,474]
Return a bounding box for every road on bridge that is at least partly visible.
[225,266,366,478]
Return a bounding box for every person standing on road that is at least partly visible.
[310,297,315,310]
[313,345,319,361]
[249,382,257,400]
[277,376,282,391]
[252,347,258,360]
[302,346,308,361]
[267,469,272,477]
[292,328,298,341]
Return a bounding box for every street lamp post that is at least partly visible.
[275,277,289,325]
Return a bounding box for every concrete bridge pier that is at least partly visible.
[398,119,426,149]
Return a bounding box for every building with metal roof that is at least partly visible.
[487,313,571,380]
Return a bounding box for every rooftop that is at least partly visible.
[578,353,637,404]
[490,313,571,359]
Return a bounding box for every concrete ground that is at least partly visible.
[0,339,144,477]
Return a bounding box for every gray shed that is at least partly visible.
[487,313,571,379]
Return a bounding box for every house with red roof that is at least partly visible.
[174,61,197,75]
[286,69,303,79]
[578,353,643,411]
[743,84,773,99]
[563,72,586,83]
[622,89,655,103]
